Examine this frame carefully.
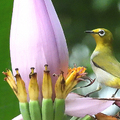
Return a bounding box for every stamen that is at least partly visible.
[44,64,48,71]
[15,68,19,74]
[30,67,35,74]
[29,67,35,78]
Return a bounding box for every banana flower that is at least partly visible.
[3,0,114,119]
[10,0,68,100]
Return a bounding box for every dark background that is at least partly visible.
[0,0,120,119]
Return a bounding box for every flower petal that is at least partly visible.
[114,101,120,107]
[65,93,114,117]
[44,0,69,74]
[10,0,68,100]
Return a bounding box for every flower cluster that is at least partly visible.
[3,65,87,120]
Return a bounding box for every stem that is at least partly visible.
[29,100,41,120]
[54,98,65,120]
[42,98,53,120]
[19,102,31,120]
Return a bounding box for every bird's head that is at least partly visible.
[85,28,113,48]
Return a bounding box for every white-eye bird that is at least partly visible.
[85,28,120,96]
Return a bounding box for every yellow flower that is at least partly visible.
[3,66,86,101]
[3,69,27,103]
[55,67,86,99]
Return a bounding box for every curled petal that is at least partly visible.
[65,93,114,117]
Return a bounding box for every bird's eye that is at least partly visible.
[98,30,105,36]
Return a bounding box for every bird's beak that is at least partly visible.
[85,30,98,34]
[85,30,94,33]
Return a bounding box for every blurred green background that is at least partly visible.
[1,0,120,119]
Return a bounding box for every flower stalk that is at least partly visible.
[54,98,65,120]
[19,102,31,120]
[42,99,53,120]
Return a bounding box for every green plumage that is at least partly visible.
[92,51,120,78]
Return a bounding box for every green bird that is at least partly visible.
[85,28,120,96]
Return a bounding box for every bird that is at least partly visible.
[85,28,120,97]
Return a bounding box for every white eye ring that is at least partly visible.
[98,30,105,36]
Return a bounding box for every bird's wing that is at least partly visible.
[92,53,120,78]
